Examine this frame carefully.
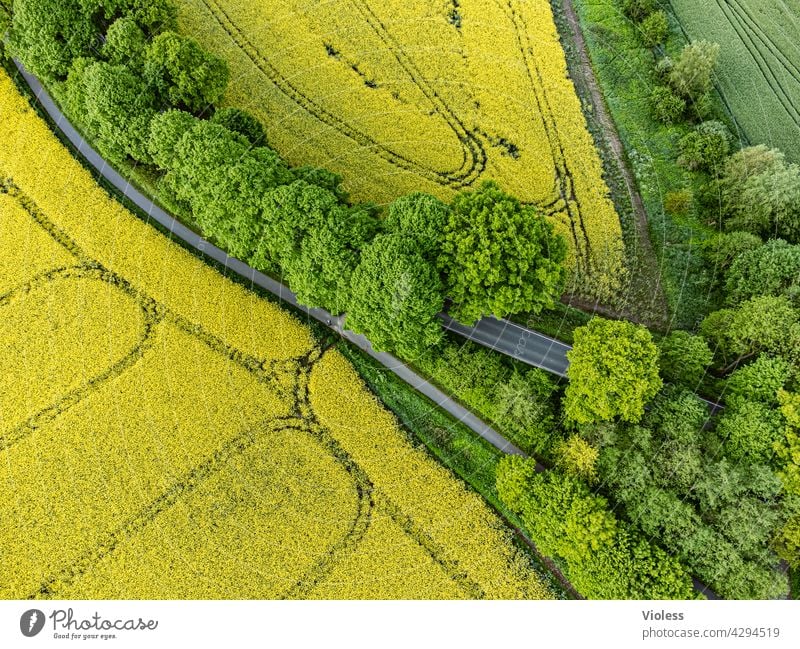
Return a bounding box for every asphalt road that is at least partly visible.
[15,60,719,599]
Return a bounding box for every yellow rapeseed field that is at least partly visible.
[176,0,626,298]
[0,69,551,599]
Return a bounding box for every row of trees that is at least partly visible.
[6,0,568,359]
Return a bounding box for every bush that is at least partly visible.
[663,189,693,216]
[677,121,731,173]
[621,0,657,22]
[703,231,762,272]
[103,17,147,66]
[650,85,686,124]
[668,40,720,101]
[640,10,669,48]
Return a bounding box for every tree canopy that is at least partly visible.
[565,318,662,425]
[438,181,566,325]
[346,234,445,358]
[144,30,229,113]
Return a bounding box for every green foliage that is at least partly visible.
[438,181,566,325]
[677,121,731,173]
[211,107,266,147]
[702,295,799,361]
[144,30,229,113]
[640,10,669,48]
[147,109,199,169]
[347,234,445,358]
[65,60,156,164]
[252,180,376,313]
[668,40,720,101]
[703,231,763,272]
[292,166,349,203]
[718,400,784,463]
[102,17,147,66]
[554,434,598,484]
[385,192,449,261]
[644,387,708,445]
[659,330,713,387]
[111,0,177,35]
[725,355,793,405]
[161,120,293,258]
[565,318,662,425]
[496,456,694,599]
[8,0,97,81]
[777,390,800,498]
[720,146,800,242]
[650,85,686,124]
[414,340,560,457]
[621,0,656,22]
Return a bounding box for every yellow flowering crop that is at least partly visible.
[0,69,552,599]
[176,0,626,297]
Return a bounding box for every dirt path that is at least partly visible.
[558,0,670,328]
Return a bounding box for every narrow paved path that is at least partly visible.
[14,60,719,600]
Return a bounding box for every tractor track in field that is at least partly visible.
[200,0,487,189]
[715,0,800,127]
[4,176,497,601]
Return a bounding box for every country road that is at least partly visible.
[14,60,720,600]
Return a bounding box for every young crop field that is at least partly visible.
[0,68,551,600]
[175,0,626,298]
[669,0,800,161]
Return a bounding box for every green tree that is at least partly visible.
[346,234,445,358]
[640,10,668,48]
[650,85,686,124]
[725,355,793,405]
[703,231,762,272]
[493,369,558,456]
[103,17,147,66]
[147,109,199,169]
[112,0,177,35]
[702,295,799,363]
[555,434,599,484]
[67,61,156,163]
[211,107,266,147]
[720,146,800,242]
[677,121,731,173]
[668,40,720,101]
[385,192,449,261]
[717,400,784,463]
[8,0,97,81]
[565,318,662,425]
[659,330,713,387]
[144,30,229,113]
[252,181,376,313]
[621,0,656,22]
[438,181,566,325]
[777,390,800,497]
[292,166,349,203]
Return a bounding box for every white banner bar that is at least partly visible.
[0,600,797,649]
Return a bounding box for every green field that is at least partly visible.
[669,0,800,160]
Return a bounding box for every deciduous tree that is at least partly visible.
[346,233,444,358]
[565,318,662,425]
[438,181,566,325]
